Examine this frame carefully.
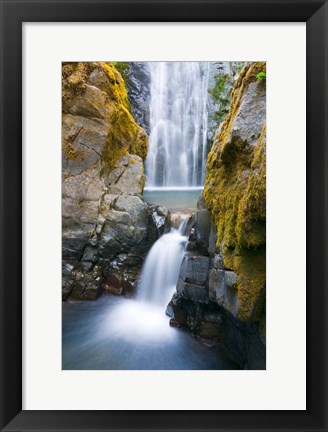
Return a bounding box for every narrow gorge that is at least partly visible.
[62,61,266,370]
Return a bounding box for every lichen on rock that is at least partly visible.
[204,62,266,322]
[62,61,148,173]
[62,62,157,301]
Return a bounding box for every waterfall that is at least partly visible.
[138,222,187,306]
[145,62,210,187]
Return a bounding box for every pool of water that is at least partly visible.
[62,294,239,370]
[143,187,203,211]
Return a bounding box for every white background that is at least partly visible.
[23,23,306,410]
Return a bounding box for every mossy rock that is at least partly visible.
[204,62,266,322]
[62,61,148,175]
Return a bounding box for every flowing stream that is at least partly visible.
[63,191,238,369]
[138,222,187,306]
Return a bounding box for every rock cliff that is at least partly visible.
[62,62,169,300]
[168,62,266,369]
[125,62,151,134]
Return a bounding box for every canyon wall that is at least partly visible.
[62,62,169,300]
[169,62,266,369]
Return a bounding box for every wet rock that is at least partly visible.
[98,195,148,259]
[186,210,212,254]
[197,191,206,210]
[213,253,224,269]
[179,253,210,286]
[149,205,171,236]
[176,278,209,304]
[125,62,150,133]
[208,222,219,255]
[209,268,239,318]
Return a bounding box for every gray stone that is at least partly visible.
[176,277,209,304]
[193,209,212,252]
[213,253,224,269]
[225,270,238,287]
[106,155,145,195]
[126,62,151,133]
[179,253,210,286]
[68,84,108,119]
[209,268,239,318]
[196,191,206,210]
[221,79,266,162]
[208,222,219,255]
[149,205,171,236]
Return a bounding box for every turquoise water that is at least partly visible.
[143,187,203,211]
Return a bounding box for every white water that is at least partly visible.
[138,223,188,306]
[146,62,210,187]
[95,221,187,343]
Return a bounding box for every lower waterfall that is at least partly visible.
[138,221,187,306]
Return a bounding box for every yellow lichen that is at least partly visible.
[62,62,148,174]
[204,62,266,322]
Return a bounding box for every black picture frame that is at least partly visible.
[1,0,327,431]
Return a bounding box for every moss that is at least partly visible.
[236,125,266,248]
[62,62,97,111]
[110,62,129,79]
[204,62,266,322]
[62,62,148,174]
[100,62,131,111]
[217,62,266,160]
[224,246,266,321]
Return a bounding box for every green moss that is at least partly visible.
[204,62,266,322]
[224,247,266,321]
[111,62,129,79]
[236,125,266,248]
[208,74,233,129]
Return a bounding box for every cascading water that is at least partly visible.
[145,62,210,187]
[138,222,187,306]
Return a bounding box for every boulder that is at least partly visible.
[149,205,171,236]
[213,253,224,269]
[179,253,210,286]
[196,191,206,210]
[176,277,209,304]
[209,268,239,318]
[106,155,145,195]
[61,62,152,300]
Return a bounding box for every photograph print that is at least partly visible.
[62,61,266,370]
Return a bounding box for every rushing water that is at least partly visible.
[146,62,210,187]
[62,294,239,370]
[138,222,187,305]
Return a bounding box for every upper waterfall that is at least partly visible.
[145,62,210,187]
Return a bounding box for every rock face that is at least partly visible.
[207,62,245,142]
[168,62,266,369]
[62,62,168,301]
[205,62,266,322]
[125,62,151,134]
